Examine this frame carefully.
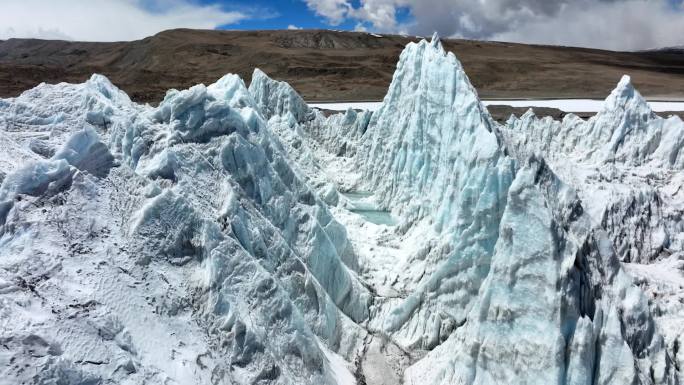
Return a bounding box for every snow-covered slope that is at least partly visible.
[1,33,682,385]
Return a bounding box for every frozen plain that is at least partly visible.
[0,33,683,385]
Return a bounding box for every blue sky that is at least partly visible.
[0,0,683,50]
[214,0,354,30]
[196,0,411,32]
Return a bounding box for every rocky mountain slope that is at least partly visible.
[0,34,682,385]
[2,29,684,103]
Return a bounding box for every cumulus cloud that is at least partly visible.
[303,0,684,50]
[0,0,251,42]
[303,0,351,25]
[491,1,684,50]
[349,0,408,31]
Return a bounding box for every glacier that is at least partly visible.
[0,33,682,385]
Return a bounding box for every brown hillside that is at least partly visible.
[1,29,684,104]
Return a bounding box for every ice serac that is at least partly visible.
[498,75,684,382]
[357,33,516,349]
[118,72,371,322]
[404,157,669,385]
[248,69,356,208]
[505,75,684,169]
[352,34,673,383]
[0,73,369,385]
[503,76,684,263]
[361,32,511,229]
[597,76,684,168]
[1,32,682,385]
[0,74,132,175]
[249,68,313,123]
[309,107,372,158]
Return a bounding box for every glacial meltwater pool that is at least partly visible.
[341,192,396,226]
[350,210,396,225]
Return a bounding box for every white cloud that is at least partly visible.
[287,24,303,30]
[303,0,351,25]
[0,0,250,42]
[349,0,408,31]
[491,1,684,51]
[353,23,368,32]
[303,0,684,50]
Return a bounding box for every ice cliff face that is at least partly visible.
[405,156,671,385]
[361,34,511,228]
[1,33,682,385]
[342,35,517,353]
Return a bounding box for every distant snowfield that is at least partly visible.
[309,102,384,111]
[310,99,684,113]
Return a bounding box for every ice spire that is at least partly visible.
[601,74,652,115]
[430,31,441,48]
[358,26,516,354]
[249,68,312,123]
[616,74,634,91]
[362,30,501,228]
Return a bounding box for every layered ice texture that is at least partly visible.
[1,73,367,385]
[504,75,684,264]
[1,33,682,385]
